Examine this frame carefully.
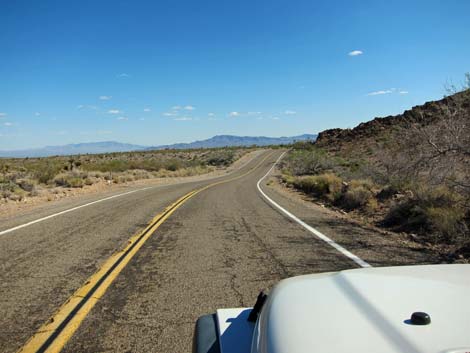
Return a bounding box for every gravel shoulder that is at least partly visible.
[262,167,443,267]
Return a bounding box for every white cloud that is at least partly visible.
[99,95,112,100]
[366,88,408,96]
[143,108,151,112]
[4,122,13,126]
[108,109,121,114]
[284,110,296,115]
[271,117,280,120]
[163,112,177,117]
[56,130,68,135]
[366,89,393,96]
[117,116,128,121]
[0,112,7,117]
[35,112,41,117]
[348,50,363,56]
[117,73,131,78]
[184,105,195,110]
[208,112,215,117]
[139,118,145,121]
[229,111,240,117]
[77,105,98,111]
[247,111,262,116]
[172,105,182,110]
[173,117,192,121]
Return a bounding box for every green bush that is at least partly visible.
[283,149,328,176]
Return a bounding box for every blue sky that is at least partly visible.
[1,0,469,150]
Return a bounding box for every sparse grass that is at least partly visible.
[0,147,252,203]
[383,185,466,243]
[281,147,329,176]
[339,185,373,210]
[281,142,469,251]
[290,173,343,202]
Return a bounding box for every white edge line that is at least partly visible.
[0,149,268,237]
[256,151,372,268]
[0,187,154,236]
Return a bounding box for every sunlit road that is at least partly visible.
[0,150,437,353]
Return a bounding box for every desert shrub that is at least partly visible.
[365,197,379,213]
[383,185,465,243]
[0,179,16,193]
[1,189,11,199]
[164,159,182,171]
[82,160,130,173]
[339,185,373,210]
[17,179,36,192]
[53,173,69,187]
[0,147,250,201]
[91,171,105,178]
[53,174,84,188]
[112,175,127,184]
[426,207,466,239]
[8,191,24,201]
[283,149,328,176]
[66,177,84,188]
[205,150,235,166]
[31,162,63,185]
[377,184,401,200]
[292,173,342,201]
[291,140,316,150]
[281,174,295,187]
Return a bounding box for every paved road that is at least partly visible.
[0,150,438,353]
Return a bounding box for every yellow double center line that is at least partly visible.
[18,150,276,353]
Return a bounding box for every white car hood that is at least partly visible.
[250,264,470,353]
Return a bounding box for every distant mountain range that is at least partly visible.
[0,142,147,158]
[147,134,317,150]
[0,134,316,158]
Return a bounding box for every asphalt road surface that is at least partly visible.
[0,150,438,353]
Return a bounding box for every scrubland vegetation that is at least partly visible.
[281,80,470,260]
[0,148,248,204]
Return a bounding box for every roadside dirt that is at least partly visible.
[0,149,264,219]
[265,168,452,266]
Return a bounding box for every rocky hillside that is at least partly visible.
[281,88,469,258]
[315,91,470,158]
